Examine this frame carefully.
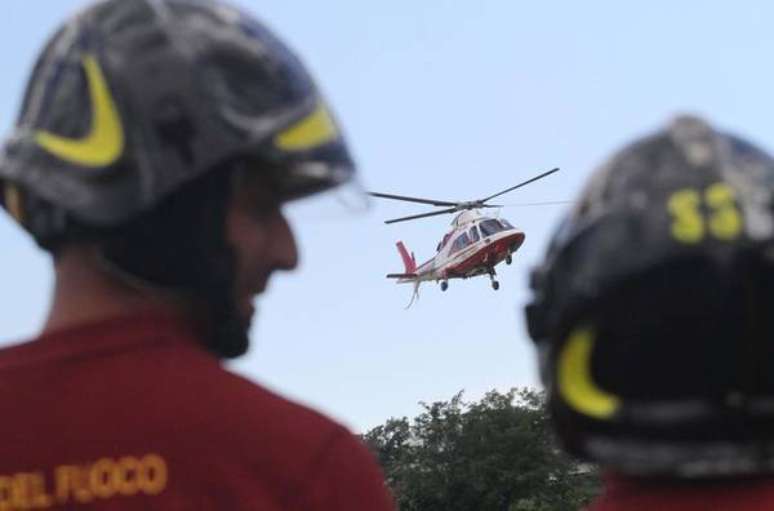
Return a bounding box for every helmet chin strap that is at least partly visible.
[98,165,249,359]
[95,246,182,297]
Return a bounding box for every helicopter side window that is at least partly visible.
[450,232,471,254]
[469,226,480,242]
[479,219,505,237]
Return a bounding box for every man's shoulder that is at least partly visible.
[216,374,395,510]
[154,355,396,508]
[148,350,355,464]
[194,364,346,441]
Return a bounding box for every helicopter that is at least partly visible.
[369,168,559,307]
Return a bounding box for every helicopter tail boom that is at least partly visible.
[386,273,418,279]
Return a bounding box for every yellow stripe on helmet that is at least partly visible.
[557,326,621,419]
[35,54,125,168]
[274,101,338,151]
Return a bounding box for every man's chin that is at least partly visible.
[201,313,250,359]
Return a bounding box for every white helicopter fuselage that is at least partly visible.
[373,167,558,304]
[390,210,525,286]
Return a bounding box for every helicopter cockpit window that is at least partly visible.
[479,219,506,237]
[437,232,452,252]
[499,219,514,230]
[450,232,471,254]
[469,226,480,242]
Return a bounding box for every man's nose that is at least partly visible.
[273,213,298,271]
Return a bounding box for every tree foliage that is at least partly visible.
[363,388,599,511]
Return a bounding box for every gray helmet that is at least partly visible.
[0,0,354,239]
[526,115,774,477]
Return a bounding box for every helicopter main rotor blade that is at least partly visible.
[480,167,560,203]
[384,207,460,224]
[368,192,458,207]
[500,200,573,207]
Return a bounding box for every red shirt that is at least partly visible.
[0,314,395,510]
[589,473,774,511]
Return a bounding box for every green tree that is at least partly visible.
[363,388,600,511]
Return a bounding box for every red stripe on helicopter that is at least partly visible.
[447,231,525,277]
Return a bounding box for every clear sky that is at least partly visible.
[2,0,774,432]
